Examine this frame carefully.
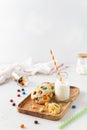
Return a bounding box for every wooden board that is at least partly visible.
[17,86,80,120]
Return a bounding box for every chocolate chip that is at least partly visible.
[53,93,55,96]
[35,98,39,102]
[33,91,36,95]
[41,86,44,88]
[35,98,38,100]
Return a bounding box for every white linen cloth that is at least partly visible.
[0,58,64,84]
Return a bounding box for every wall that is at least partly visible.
[0,0,87,64]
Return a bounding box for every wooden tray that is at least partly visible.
[17,86,80,120]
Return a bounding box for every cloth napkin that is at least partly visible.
[0,58,64,85]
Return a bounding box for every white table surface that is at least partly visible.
[0,65,87,130]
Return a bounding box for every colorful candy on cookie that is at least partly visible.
[48,103,60,114]
[31,82,55,104]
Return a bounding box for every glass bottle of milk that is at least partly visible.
[55,73,70,102]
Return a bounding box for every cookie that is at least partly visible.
[48,103,60,114]
[31,82,55,104]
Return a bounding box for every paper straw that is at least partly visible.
[58,107,87,129]
[50,49,62,81]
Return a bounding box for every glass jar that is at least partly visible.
[76,53,87,75]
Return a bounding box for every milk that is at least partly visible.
[55,79,70,101]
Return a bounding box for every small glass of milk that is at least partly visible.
[55,74,70,102]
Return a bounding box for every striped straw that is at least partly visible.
[50,49,62,81]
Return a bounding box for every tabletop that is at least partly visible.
[0,65,87,130]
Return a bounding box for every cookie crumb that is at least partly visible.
[32,106,36,109]
[45,102,48,107]
[40,107,44,112]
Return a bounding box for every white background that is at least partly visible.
[0,0,87,64]
[0,1,87,130]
